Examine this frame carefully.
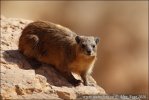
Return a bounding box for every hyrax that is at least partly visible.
[19,21,99,86]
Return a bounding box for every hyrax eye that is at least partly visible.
[92,45,95,48]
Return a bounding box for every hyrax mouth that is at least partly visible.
[84,50,95,56]
[86,49,91,55]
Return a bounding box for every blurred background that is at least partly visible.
[1,1,148,95]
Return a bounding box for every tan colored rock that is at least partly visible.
[54,86,77,99]
[0,16,106,100]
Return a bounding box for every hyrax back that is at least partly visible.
[19,21,99,86]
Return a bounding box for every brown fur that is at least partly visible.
[19,21,99,86]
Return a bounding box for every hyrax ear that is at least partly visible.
[94,37,100,44]
[75,35,81,44]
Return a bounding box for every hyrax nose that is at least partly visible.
[87,49,91,55]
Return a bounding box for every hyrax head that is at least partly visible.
[75,35,100,56]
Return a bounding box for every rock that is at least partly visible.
[0,16,106,99]
[54,86,76,99]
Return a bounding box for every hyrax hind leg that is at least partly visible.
[19,34,42,68]
[19,34,39,57]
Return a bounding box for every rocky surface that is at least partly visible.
[0,16,106,99]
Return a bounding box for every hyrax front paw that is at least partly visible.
[84,80,89,86]
[84,80,96,86]
[70,79,81,86]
